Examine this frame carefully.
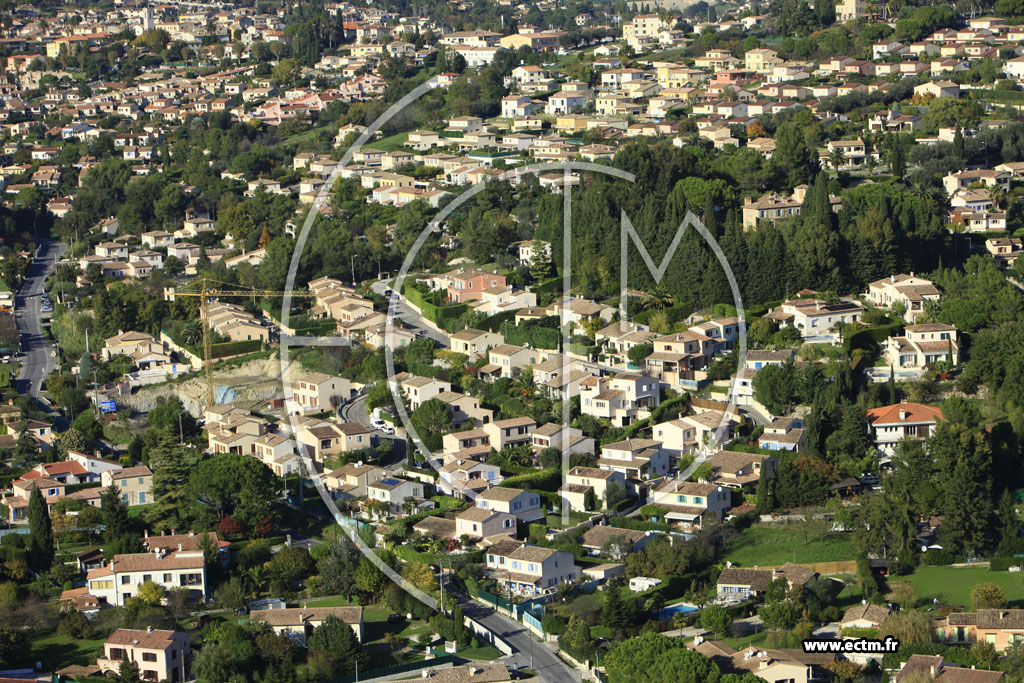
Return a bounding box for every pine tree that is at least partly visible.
[998,488,1021,552]
[101,484,131,543]
[602,586,627,631]
[755,468,774,514]
[27,484,53,572]
[147,436,196,532]
[114,658,142,683]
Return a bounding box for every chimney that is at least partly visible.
[931,665,937,678]
[147,625,153,633]
[177,543,183,552]
[144,529,148,538]
[171,528,175,535]
[189,530,194,537]
[899,409,906,420]
[890,275,895,283]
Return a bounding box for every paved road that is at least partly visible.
[15,240,65,403]
[458,595,580,683]
[370,281,449,347]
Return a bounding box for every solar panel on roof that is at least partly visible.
[380,478,400,486]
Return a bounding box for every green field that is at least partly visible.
[367,132,410,152]
[32,628,106,670]
[721,521,856,567]
[903,566,1024,608]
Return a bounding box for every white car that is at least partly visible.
[380,424,395,435]
[370,419,387,430]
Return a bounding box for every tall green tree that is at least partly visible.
[27,485,53,572]
[306,615,369,675]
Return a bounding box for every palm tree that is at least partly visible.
[828,147,846,174]
[513,370,537,400]
[642,285,675,311]
[247,566,266,598]
[182,320,203,345]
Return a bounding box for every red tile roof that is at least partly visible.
[866,402,943,425]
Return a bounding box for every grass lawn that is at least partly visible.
[457,644,503,660]
[720,630,771,651]
[722,520,856,567]
[903,566,1024,608]
[545,511,591,529]
[367,132,410,153]
[32,628,106,670]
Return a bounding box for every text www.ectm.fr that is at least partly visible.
[802,638,900,654]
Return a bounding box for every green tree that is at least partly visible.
[113,657,142,683]
[187,453,279,529]
[604,632,717,683]
[307,615,369,675]
[627,343,653,367]
[700,605,732,637]
[27,485,53,572]
[972,582,1007,610]
[101,484,131,541]
[146,437,196,531]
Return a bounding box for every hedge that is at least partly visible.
[500,318,560,349]
[477,310,517,332]
[990,556,1024,571]
[501,467,562,492]
[606,392,689,444]
[842,322,904,355]
[208,339,263,358]
[403,281,467,326]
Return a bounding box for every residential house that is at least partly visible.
[708,450,777,489]
[86,549,207,606]
[883,323,959,371]
[367,476,424,513]
[758,417,806,451]
[560,466,626,512]
[96,629,190,683]
[482,417,535,451]
[716,563,817,602]
[290,373,352,414]
[598,438,670,480]
[866,274,942,322]
[476,486,544,522]
[765,299,864,337]
[865,401,944,456]
[455,507,517,541]
[250,607,364,644]
[484,539,578,595]
[101,466,153,506]
[323,463,386,500]
[648,480,732,527]
[449,328,503,359]
[580,525,651,558]
[894,654,1003,682]
[579,373,660,427]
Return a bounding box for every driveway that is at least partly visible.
[15,240,66,405]
[457,596,579,683]
[370,281,449,347]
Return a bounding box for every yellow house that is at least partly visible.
[555,114,591,133]
[744,48,782,74]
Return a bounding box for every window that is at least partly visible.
[92,580,113,590]
[695,497,703,505]
[121,576,131,585]
[163,574,172,582]
[142,574,151,583]
[142,653,157,662]
[138,477,144,484]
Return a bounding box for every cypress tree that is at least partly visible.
[28,485,53,572]
[888,366,896,404]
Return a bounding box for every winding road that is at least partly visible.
[15,240,65,405]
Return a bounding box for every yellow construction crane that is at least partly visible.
[165,277,316,406]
